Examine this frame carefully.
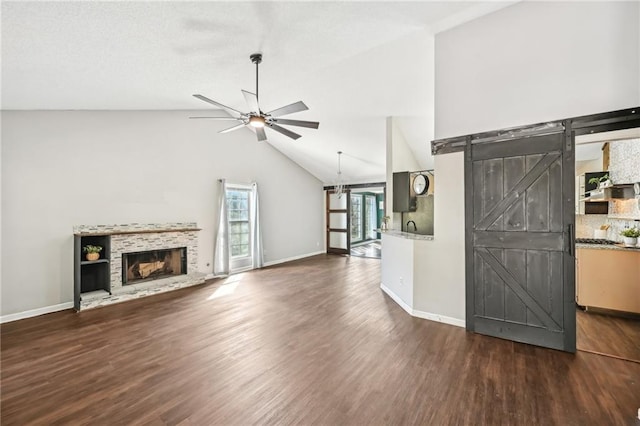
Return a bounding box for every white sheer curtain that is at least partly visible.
[251,182,264,269]
[213,179,230,276]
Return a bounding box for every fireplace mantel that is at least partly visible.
[73,222,200,236]
[74,228,201,236]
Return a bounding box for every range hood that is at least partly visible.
[582,184,636,201]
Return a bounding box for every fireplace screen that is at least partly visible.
[122,247,187,285]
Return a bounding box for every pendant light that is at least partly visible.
[335,151,344,199]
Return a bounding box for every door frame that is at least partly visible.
[432,106,640,352]
[326,189,351,255]
[324,182,387,255]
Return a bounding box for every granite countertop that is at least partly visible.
[381,230,435,241]
[576,243,640,252]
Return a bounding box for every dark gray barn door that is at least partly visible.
[465,131,575,352]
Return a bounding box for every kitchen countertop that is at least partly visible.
[381,230,434,241]
[576,242,640,252]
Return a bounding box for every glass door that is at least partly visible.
[326,190,350,255]
[364,195,377,240]
[350,194,363,244]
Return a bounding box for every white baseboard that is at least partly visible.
[263,250,325,267]
[412,309,466,328]
[1,302,74,324]
[380,283,464,328]
[380,283,413,315]
[203,251,325,279]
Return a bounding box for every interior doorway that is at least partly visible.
[574,126,640,362]
[324,183,386,258]
[350,186,385,259]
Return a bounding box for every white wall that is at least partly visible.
[435,1,640,139]
[576,159,603,177]
[380,233,414,308]
[413,152,465,320]
[1,111,324,316]
[419,1,639,324]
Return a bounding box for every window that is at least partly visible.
[226,188,251,258]
[350,194,362,242]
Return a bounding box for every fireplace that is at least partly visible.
[122,247,187,285]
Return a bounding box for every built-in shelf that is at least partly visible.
[80,259,110,266]
[74,235,111,310]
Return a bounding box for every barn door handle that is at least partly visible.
[567,224,574,256]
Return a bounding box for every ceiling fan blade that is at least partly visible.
[268,123,302,140]
[266,101,308,117]
[241,90,260,113]
[193,94,244,117]
[256,127,267,142]
[219,123,247,134]
[272,118,319,129]
[189,116,241,120]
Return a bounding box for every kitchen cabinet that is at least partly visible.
[576,247,640,314]
[393,171,416,212]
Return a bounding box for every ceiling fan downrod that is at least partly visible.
[250,53,262,106]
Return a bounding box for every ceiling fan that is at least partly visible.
[191,53,319,142]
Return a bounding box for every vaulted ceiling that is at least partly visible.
[1,1,515,184]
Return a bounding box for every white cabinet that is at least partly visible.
[575,175,585,215]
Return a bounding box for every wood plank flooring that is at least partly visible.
[350,240,382,258]
[577,309,640,363]
[2,254,640,425]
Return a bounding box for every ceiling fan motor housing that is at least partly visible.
[250,53,262,64]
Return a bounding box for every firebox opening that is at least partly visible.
[123,247,187,285]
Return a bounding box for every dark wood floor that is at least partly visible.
[577,309,640,363]
[2,254,639,425]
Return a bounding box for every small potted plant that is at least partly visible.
[588,174,611,189]
[83,245,103,261]
[620,228,640,247]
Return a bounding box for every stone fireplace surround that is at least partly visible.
[74,223,205,310]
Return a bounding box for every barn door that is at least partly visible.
[465,131,576,352]
[326,190,351,255]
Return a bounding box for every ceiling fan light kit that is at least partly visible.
[191,53,319,142]
[249,115,266,128]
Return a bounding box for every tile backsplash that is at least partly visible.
[576,213,640,241]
